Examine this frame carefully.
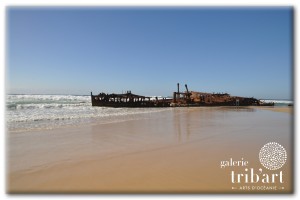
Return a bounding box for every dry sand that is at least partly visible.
[7,107,293,193]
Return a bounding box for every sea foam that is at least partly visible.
[6,94,170,132]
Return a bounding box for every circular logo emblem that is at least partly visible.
[259,142,287,170]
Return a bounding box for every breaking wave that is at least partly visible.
[6,94,171,132]
[260,99,293,106]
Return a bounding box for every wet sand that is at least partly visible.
[253,106,293,114]
[7,107,293,193]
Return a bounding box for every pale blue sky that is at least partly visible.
[7,7,292,99]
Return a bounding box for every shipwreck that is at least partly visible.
[91,83,274,108]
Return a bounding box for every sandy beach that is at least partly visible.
[7,106,293,193]
[254,106,293,114]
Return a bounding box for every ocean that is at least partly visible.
[261,99,293,106]
[6,94,292,132]
[6,94,171,132]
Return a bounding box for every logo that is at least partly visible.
[220,142,287,191]
[259,142,287,170]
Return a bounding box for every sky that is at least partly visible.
[6,7,292,99]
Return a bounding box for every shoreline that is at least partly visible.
[7,106,291,134]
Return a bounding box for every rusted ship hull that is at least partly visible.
[91,92,171,107]
[91,83,274,108]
